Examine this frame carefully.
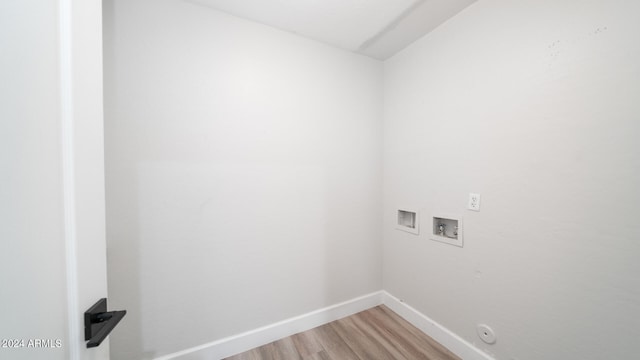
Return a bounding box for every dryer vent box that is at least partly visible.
[396,209,419,235]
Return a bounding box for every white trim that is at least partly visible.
[59,0,80,359]
[381,291,495,360]
[154,291,384,360]
[152,290,494,360]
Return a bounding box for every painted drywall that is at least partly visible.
[0,1,68,359]
[1,1,109,359]
[103,0,382,358]
[63,0,111,358]
[383,0,640,359]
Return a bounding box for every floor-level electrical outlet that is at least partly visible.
[468,193,481,211]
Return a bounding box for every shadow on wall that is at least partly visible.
[102,0,149,357]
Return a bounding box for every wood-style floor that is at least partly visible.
[224,305,461,360]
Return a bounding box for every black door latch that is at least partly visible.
[84,298,126,348]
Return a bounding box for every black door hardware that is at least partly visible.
[84,298,126,348]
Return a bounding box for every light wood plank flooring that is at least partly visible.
[224,305,461,360]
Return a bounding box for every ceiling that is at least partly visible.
[187,0,477,60]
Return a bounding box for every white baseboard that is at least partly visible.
[154,291,384,360]
[154,290,494,360]
[381,291,495,360]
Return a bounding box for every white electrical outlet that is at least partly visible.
[468,193,481,211]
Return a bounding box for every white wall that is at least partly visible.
[2,1,108,359]
[383,0,640,359]
[103,0,382,358]
[0,1,68,359]
[105,0,640,359]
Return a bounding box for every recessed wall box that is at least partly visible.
[396,209,419,235]
[430,214,463,247]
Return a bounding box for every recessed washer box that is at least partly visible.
[396,209,419,235]
[430,213,463,247]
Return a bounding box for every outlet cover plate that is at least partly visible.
[468,193,481,211]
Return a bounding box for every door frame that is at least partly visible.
[59,0,110,359]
